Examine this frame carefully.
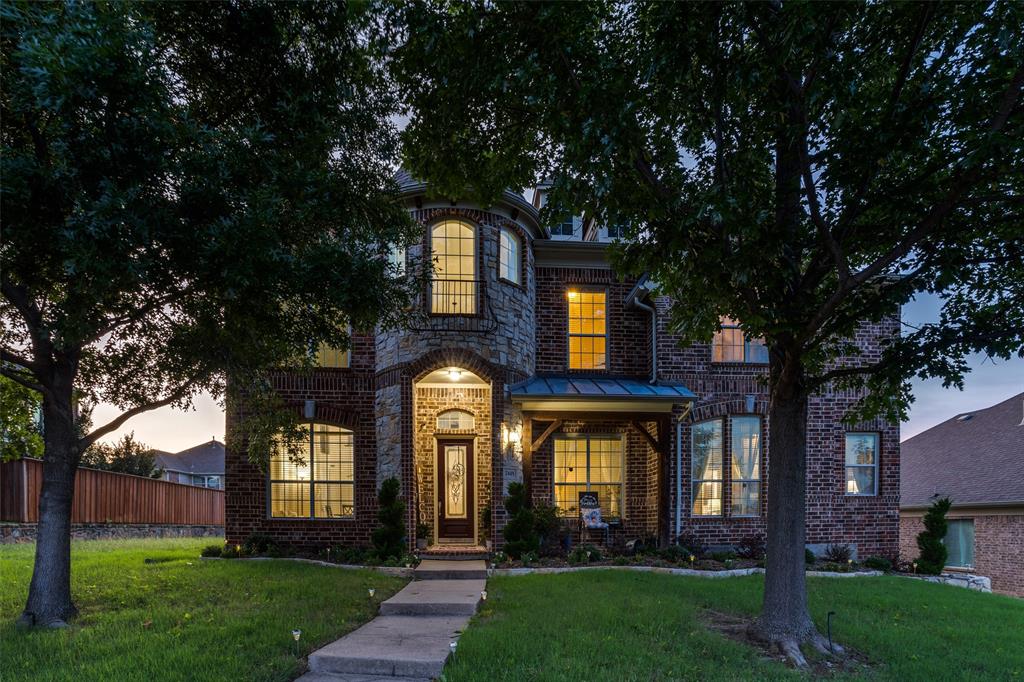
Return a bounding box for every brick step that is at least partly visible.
[306,615,468,679]
[379,579,485,616]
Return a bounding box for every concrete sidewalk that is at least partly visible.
[298,559,487,682]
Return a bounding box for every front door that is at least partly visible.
[437,439,474,540]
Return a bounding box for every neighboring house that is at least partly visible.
[225,174,900,557]
[156,439,225,490]
[900,393,1024,597]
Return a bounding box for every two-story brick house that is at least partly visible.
[224,173,900,557]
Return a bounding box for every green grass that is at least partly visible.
[444,571,1024,681]
[1,538,406,681]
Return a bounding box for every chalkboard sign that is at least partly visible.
[578,491,600,510]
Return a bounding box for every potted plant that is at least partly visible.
[416,521,430,550]
[481,504,492,550]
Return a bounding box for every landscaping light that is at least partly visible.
[481,590,487,601]
[292,629,302,657]
[235,545,241,554]
[368,588,376,598]
[449,641,458,656]
[689,554,695,565]
[913,562,918,574]
[847,559,853,568]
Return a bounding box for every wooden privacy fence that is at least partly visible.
[0,458,224,525]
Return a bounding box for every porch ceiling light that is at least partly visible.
[447,367,463,380]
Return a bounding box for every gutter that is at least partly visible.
[900,500,1024,512]
[625,275,657,384]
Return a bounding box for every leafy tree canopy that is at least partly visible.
[0,376,43,461]
[80,432,161,479]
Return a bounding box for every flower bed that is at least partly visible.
[198,536,419,569]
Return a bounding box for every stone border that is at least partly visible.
[489,565,882,579]
[900,572,992,593]
[199,556,414,578]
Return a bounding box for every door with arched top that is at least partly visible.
[437,439,474,539]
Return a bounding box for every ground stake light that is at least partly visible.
[368,588,376,598]
[481,590,487,601]
[292,629,302,657]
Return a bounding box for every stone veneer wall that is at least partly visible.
[900,510,1024,597]
[414,386,493,543]
[1,523,223,544]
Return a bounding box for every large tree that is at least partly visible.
[1,1,417,627]
[390,1,1024,663]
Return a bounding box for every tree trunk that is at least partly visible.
[17,379,80,628]
[750,363,837,665]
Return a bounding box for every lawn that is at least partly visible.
[443,571,1024,681]
[0,537,406,681]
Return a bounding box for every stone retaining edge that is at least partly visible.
[489,565,883,579]
[199,556,414,577]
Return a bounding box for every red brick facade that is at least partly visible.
[900,509,1024,597]
[226,194,900,560]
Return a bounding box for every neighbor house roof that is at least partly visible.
[509,375,695,413]
[900,392,1024,508]
[154,439,225,476]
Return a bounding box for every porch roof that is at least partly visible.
[509,374,695,413]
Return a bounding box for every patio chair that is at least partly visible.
[578,491,610,544]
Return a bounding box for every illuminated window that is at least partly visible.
[568,290,607,370]
[712,317,768,363]
[554,436,623,518]
[270,423,354,518]
[437,409,475,431]
[845,433,878,496]
[430,219,477,314]
[730,416,761,516]
[315,343,349,368]
[499,227,520,284]
[692,419,723,516]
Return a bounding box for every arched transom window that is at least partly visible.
[431,219,477,314]
[270,423,354,518]
[437,409,475,431]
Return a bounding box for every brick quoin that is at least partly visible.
[226,191,900,559]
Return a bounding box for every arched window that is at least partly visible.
[437,409,475,431]
[430,219,477,314]
[499,227,521,284]
[269,423,354,518]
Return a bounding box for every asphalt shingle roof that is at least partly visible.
[900,392,1024,507]
[154,439,225,475]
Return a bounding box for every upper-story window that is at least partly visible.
[568,289,607,370]
[845,433,879,495]
[388,244,406,276]
[605,223,625,240]
[712,317,768,363]
[270,423,354,519]
[437,409,474,431]
[430,219,477,315]
[499,227,521,284]
[552,217,576,237]
[315,343,350,368]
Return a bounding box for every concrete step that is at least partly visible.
[379,578,485,616]
[296,672,430,682]
[306,615,469,679]
[414,559,487,580]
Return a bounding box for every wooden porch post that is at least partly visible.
[658,414,672,547]
[522,416,533,503]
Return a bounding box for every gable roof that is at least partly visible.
[154,439,225,475]
[900,392,1024,508]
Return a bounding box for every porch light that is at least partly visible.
[507,428,521,445]
[447,367,463,380]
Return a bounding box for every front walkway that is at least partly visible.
[299,559,487,682]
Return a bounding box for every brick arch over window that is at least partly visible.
[689,397,768,424]
[280,400,360,431]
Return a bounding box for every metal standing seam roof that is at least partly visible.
[509,375,696,401]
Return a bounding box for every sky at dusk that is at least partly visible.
[90,292,1023,453]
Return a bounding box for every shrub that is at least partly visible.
[416,522,430,540]
[200,544,222,558]
[372,477,407,560]
[675,532,706,558]
[220,544,241,558]
[864,556,893,571]
[491,550,509,565]
[805,548,816,565]
[481,505,492,540]
[709,550,737,563]
[824,543,852,563]
[736,534,766,560]
[659,544,689,563]
[532,502,561,556]
[916,497,952,575]
[521,550,539,565]
[502,482,539,559]
[242,533,277,556]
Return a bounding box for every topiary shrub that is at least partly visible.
[736,534,766,560]
[502,482,539,559]
[864,556,892,572]
[916,496,952,575]
[824,543,852,563]
[532,502,561,556]
[372,477,406,561]
[805,548,816,565]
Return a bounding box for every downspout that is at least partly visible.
[625,277,657,384]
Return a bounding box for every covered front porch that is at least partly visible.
[510,375,695,548]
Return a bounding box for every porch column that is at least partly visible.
[522,416,533,503]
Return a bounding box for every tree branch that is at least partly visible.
[80,384,196,449]
[0,363,46,395]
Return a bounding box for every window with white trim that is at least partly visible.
[437,409,474,431]
[567,289,607,370]
[552,217,576,237]
[730,416,761,516]
[712,317,768,363]
[270,423,354,518]
[692,419,723,516]
[499,227,521,284]
[944,519,975,568]
[554,436,623,518]
[845,433,878,495]
[430,219,477,314]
